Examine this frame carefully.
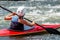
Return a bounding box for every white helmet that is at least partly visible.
[16,6,25,16]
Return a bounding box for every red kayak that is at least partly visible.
[0,24,60,36]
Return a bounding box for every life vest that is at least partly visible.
[9,15,35,31]
[9,15,24,31]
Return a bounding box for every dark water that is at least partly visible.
[0,34,60,40]
[0,1,60,40]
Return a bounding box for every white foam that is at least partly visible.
[9,6,36,9]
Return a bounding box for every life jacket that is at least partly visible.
[9,15,24,31]
[9,15,35,31]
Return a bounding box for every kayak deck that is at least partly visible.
[0,24,60,36]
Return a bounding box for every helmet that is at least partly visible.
[16,6,25,16]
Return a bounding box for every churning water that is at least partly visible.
[0,1,60,40]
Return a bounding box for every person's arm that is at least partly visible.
[18,19,35,27]
[4,12,16,20]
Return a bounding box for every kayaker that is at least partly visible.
[4,6,35,31]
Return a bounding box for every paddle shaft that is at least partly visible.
[1,6,60,35]
[0,6,13,13]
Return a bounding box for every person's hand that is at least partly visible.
[32,21,35,25]
[12,12,17,15]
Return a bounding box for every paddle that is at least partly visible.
[0,6,60,35]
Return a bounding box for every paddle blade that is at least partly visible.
[45,28,60,35]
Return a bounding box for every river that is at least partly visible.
[0,1,60,40]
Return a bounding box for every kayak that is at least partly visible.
[0,6,60,36]
[0,24,60,36]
